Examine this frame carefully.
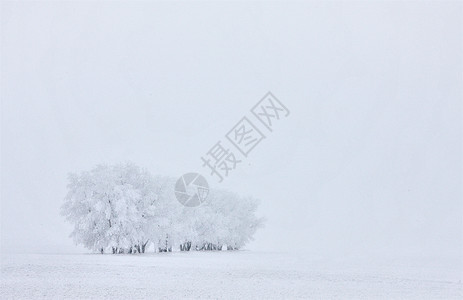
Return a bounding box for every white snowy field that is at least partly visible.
[1,251,461,299]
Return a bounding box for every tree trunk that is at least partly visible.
[142,240,149,253]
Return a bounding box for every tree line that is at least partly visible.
[61,163,264,254]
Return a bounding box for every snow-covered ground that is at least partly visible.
[1,251,461,299]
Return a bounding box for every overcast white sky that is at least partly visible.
[1,1,461,259]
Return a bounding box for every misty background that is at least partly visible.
[1,1,461,261]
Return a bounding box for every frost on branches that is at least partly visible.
[61,163,264,254]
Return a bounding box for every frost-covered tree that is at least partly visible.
[147,176,182,252]
[172,189,264,251]
[193,189,265,251]
[62,163,264,254]
[61,163,156,253]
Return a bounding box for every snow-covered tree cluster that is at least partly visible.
[61,163,264,254]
